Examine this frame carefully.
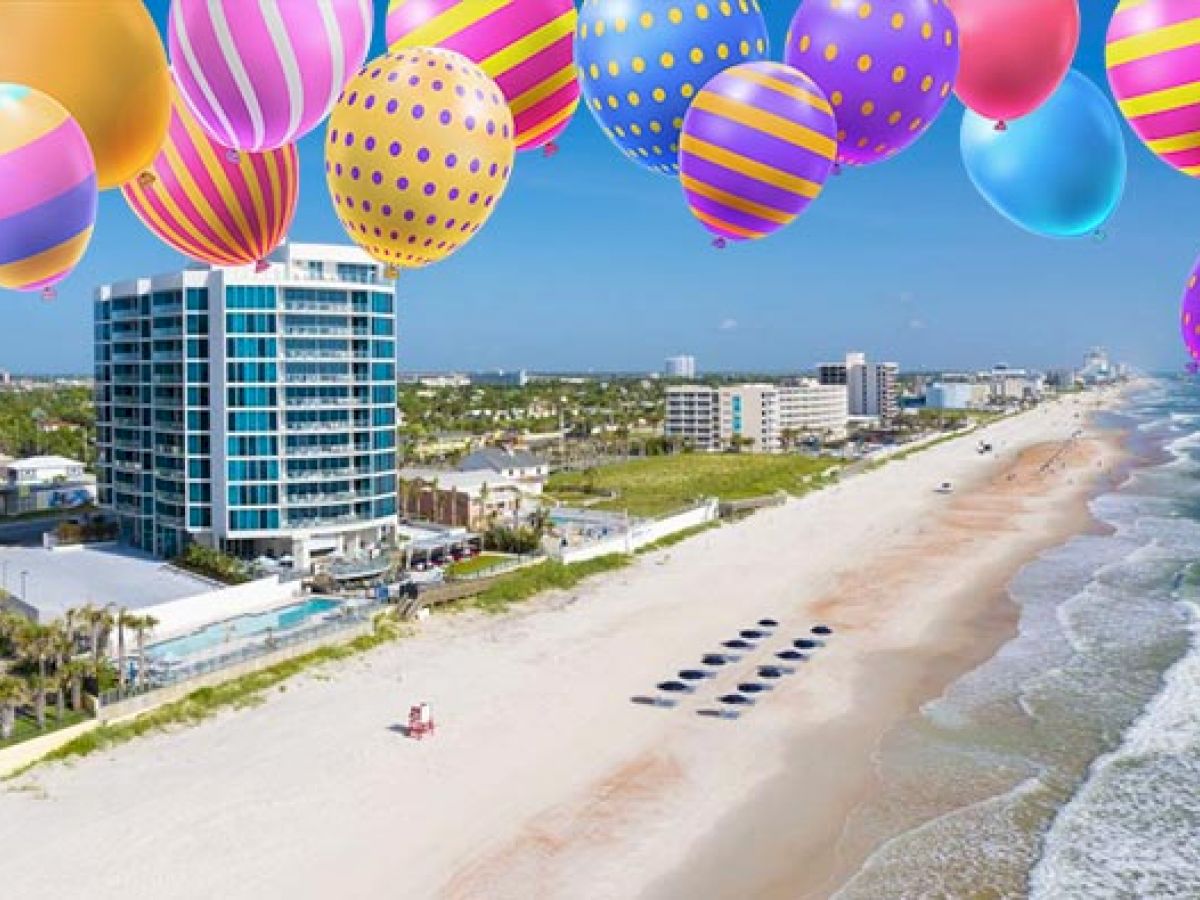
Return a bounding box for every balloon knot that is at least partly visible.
[226,149,242,164]
[384,265,400,279]
[137,171,156,189]
[40,287,56,302]
[995,120,1008,132]
[254,260,270,273]
[712,237,727,250]
[1093,229,1108,243]
[833,162,843,176]
[543,141,559,159]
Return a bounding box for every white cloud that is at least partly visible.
[908,318,927,330]
[718,318,739,331]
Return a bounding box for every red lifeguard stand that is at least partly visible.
[408,702,435,740]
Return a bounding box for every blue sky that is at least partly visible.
[0,0,1194,374]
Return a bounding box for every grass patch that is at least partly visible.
[445,553,510,578]
[548,454,841,518]
[636,521,721,554]
[9,616,404,777]
[0,708,89,751]
[471,554,631,613]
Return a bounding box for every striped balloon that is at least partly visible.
[0,85,97,293]
[169,0,373,152]
[123,93,299,267]
[386,0,581,152]
[1107,0,1200,177]
[680,63,837,244]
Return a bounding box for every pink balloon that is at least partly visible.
[948,0,1080,124]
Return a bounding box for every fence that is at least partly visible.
[445,553,545,583]
[552,500,720,564]
[96,602,384,712]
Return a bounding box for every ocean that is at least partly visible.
[832,377,1200,899]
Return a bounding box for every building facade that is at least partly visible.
[664,385,721,451]
[666,381,848,453]
[95,244,398,568]
[664,355,697,379]
[819,352,899,423]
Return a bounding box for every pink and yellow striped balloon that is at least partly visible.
[386,0,580,152]
[169,0,373,152]
[0,84,97,293]
[123,93,299,267]
[1108,0,1200,177]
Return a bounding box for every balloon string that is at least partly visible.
[1093,229,1108,243]
[226,149,241,164]
[543,142,559,159]
[137,171,157,189]
[41,288,56,302]
[254,260,270,273]
[712,237,727,250]
[994,120,1008,132]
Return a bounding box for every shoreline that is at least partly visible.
[0,388,1134,900]
[651,429,1129,900]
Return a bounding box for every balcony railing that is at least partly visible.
[284,421,348,433]
[284,397,355,408]
[285,351,352,361]
[286,445,353,458]
[285,374,352,384]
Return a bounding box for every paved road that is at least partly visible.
[0,513,74,547]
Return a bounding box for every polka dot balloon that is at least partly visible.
[1182,258,1200,364]
[785,0,959,167]
[577,0,770,176]
[325,48,516,270]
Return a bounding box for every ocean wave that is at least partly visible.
[1029,604,1200,899]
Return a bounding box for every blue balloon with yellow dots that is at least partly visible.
[576,0,770,176]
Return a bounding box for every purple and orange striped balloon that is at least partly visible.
[679,63,837,244]
[169,0,373,153]
[1108,0,1200,178]
[0,84,97,293]
[123,93,299,268]
[1182,256,1200,364]
[386,0,580,153]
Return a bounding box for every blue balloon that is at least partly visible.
[576,0,769,176]
[961,70,1127,238]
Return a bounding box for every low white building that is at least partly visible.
[2,455,87,485]
[458,448,548,493]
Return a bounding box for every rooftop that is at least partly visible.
[458,447,545,473]
[4,455,85,469]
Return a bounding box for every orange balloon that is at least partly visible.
[0,0,172,189]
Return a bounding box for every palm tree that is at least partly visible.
[0,675,28,741]
[49,667,70,723]
[127,614,159,690]
[20,624,53,730]
[114,607,130,693]
[48,624,72,715]
[63,658,91,712]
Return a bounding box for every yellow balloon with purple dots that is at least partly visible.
[325,48,516,270]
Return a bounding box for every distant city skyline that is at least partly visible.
[0,1,1190,375]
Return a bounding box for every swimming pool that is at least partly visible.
[148,598,343,662]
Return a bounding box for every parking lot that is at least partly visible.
[0,544,212,621]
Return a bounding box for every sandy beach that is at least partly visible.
[0,389,1128,900]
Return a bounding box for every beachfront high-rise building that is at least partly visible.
[665,355,697,379]
[665,381,848,452]
[94,244,398,568]
[664,384,721,450]
[819,352,899,423]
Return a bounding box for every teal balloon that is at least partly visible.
[961,70,1126,238]
[576,0,769,176]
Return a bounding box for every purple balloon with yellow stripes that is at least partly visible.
[679,62,837,244]
[0,84,97,293]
